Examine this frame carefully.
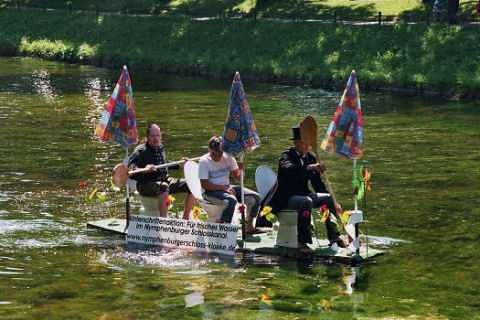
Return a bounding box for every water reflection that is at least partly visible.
[31,69,56,102]
[184,282,205,308]
[109,244,237,270]
[236,256,370,317]
[83,75,112,127]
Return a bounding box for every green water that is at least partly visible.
[0,56,479,319]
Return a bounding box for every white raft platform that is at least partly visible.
[87,218,385,264]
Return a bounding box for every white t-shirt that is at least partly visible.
[198,153,238,186]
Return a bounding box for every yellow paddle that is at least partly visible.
[112,157,201,187]
[300,115,347,234]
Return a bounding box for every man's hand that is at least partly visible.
[307,162,326,173]
[225,186,236,196]
[179,157,189,167]
[238,162,246,171]
[145,164,156,173]
[335,203,343,214]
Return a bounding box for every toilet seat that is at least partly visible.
[255,166,298,248]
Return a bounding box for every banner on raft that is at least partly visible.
[126,215,239,256]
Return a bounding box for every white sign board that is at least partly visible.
[126,215,239,255]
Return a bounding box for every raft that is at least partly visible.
[87,218,385,264]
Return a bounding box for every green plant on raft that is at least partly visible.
[77,179,122,220]
[192,206,207,222]
[352,165,371,201]
[259,206,278,224]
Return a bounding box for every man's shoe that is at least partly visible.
[329,237,347,248]
[298,244,312,254]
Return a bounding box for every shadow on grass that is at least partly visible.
[255,0,377,21]
[2,0,455,21]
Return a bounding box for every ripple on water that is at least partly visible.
[0,256,15,261]
[0,192,13,202]
[173,270,211,275]
[366,235,411,246]
[100,244,236,271]
[0,218,74,234]
[0,218,82,249]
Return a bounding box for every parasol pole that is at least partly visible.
[124,147,130,231]
[240,153,246,248]
[353,159,359,254]
[353,159,358,212]
[364,179,369,257]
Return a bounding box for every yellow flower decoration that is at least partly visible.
[261,294,272,306]
[364,169,371,192]
[320,298,331,310]
[89,187,98,200]
[192,206,201,219]
[260,206,272,217]
[341,210,352,224]
[320,208,330,223]
[164,195,176,210]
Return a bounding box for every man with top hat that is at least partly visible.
[261,126,346,253]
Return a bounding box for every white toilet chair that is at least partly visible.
[184,161,223,222]
[136,193,160,216]
[126,178,160,216]
[255,165,298,248]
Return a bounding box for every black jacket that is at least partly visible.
[264,147,327,214]
[127,142,179,183]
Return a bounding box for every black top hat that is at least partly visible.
[290,126,302,141]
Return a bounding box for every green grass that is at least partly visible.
[1,9,480,98]
[2,0,480,21]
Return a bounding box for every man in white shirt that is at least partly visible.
[198,135,262,232]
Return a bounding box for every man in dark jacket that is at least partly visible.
[128,124,195,219]
[263,126,345,253]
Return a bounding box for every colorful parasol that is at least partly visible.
[221,71,261,244]
[95,65,137,148]
[320,70,365,254]
[94,65,138,230]
[320,70,362,160]
[221,72,261,156]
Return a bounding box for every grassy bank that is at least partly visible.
[1,9,479,98]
